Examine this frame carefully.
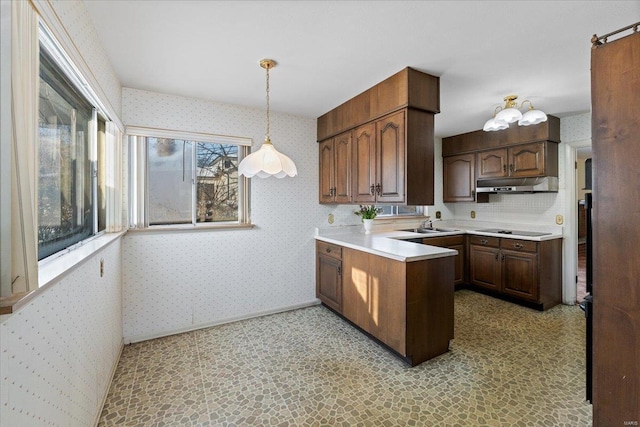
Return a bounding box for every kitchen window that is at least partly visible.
[37,24,108,260]
[128,129,251,228]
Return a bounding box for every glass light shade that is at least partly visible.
[237,138,297,178]
[495,107,523,124]
[483,117,509,132]
[518,109,548,126]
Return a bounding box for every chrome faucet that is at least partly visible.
[421,218,433,229]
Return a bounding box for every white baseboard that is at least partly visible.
[123,299,321,344]
[94,339,124,427]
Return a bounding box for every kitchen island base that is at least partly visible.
[316,241,455,367]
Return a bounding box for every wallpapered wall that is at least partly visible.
[1,2,124,426]
[121,88,332,341]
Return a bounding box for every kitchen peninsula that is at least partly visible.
[315,224,563,366]
[315,229,457,366]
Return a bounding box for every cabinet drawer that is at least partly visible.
[317,241,342,259]
[501,239,537,253]
[422,235,464,247]
[469,236,500,248]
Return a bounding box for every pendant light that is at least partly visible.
[238,59,297,178]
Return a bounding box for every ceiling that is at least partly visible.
[83,1,639,138]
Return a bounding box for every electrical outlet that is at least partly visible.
[328,213,335,224]
[556,215,564,225]
[100,259,104,277]
[470,210,476,219]
[435,211,441,219]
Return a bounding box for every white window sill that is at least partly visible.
[0,231,126,319]
[126,223,254,234]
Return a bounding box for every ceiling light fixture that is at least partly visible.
[483,95,548,132]
[238,59,297,178]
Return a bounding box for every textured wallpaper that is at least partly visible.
[0,240,123,427]
[122,88,330,341]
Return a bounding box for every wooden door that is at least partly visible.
[477,148,508,179]
[501,250,538,301]
[316,254,342,313]
[591,31,640,425]
[352,122,377,203]
[469,245,501,291]
[443,153,476,202]
[509,142,545,177]
[318,139,335,203]
[376,110,405,203]
[334,131,352,203]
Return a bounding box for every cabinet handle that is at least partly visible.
[370,185,375,195]
[513,243,524,249]
[503,164,507,173]
[337,266,342,276]
[501,254,505,261]
[509,164,514,173]
[480,239,489,245]
[376,183,382,195]
[495,252,498,260]
[326,248,332,253]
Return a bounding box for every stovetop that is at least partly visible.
[475,228,552,237]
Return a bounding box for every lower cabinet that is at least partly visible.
[422,235,465,285]
[316,241,342,312]
[315,240,455,366]
[469,236,561,309]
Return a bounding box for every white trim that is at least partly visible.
[124,300,321,344]
[563,139,591,304]
[92,340,124,427]
[125,125,253,146]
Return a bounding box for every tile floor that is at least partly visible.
[98,290,592,426]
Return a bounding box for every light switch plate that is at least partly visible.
[470,210,476,219]
[556,214,564,225]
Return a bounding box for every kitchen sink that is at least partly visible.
[399,227,460,234]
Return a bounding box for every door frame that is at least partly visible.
[563,139,591,304]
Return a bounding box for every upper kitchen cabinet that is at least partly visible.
[476,141,557,179]
[319,131,352,203]
[318,67,439,205]
[443,153,476,202]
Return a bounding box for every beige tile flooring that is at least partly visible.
[98,290,592,426]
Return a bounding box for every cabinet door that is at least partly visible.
[352,122,377,203]
[501,250,538,301]
[316,254,342,312]
[450,243,465,285]
[376,110,405,203]
[509,141,545,177]
[469,245,501,290]
[477,148,508,179]
[319,139,335,203]
[443,153,476,202]
[334,132,352,203]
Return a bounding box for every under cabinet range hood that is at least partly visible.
[476,176,559,193]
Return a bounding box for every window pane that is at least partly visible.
[147,138,193,225]
[196,143,238,222]
[38,48,94,260]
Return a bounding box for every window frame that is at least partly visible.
[37,21,112,262]
[127,127,252,230]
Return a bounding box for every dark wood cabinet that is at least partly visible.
[318,67,438,206]
[469,236,501,291]
[591,30,640,425]
[319,131,352,204]
[468,236,560,309]
[316,241,343,312]
[443,154,476,202]
[422,235,465,285]
[476,148,508,179]
[476,141,552,180]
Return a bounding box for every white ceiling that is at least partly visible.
[84,1,639,138]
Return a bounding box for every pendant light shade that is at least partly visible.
[237,138,297,178]
[238,59,298,178]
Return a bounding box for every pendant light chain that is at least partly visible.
[265,63,270,140]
